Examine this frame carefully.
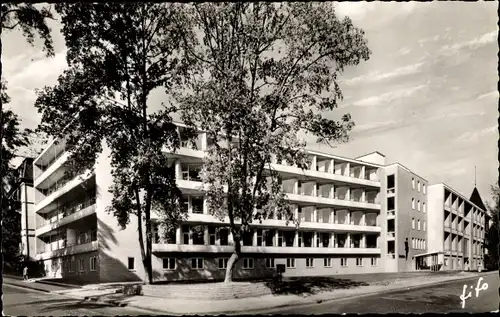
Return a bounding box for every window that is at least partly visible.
[243,258,254,269]
[371,258,378,266]
[341,258,348,267]
[417,181,421,192]
[412,178,415,189]
[387,174,395,189]
[70,258,75,272]
[424,240,426,249]
[278,231,283,247]
[412,218,415,229]
[423,221,426,231]
[417,200,420,211]
[324,258,332,267]
[209,227,216,245]
[423,184,426,194]
[128,257,135,271]
[387,197,395,211]
[79,258,85,272]
[412,198,415,209]
[286,258,295,268]
[356,258,363,266]
[191,258,204,269]
[218,258,229,269]
[182,225,190,244]
[257,229,263,246]
[306,258,314,268]
[444,258,448,266]
[265,258,275,268]
[423,203,426,213]
[412,238,415,249]
[417,220,421,231]
[90,256,97,271]
[163,258,176,270]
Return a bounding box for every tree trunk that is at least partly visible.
[135,189,149,284]
[224,237,241,283]
[144,191,153,285]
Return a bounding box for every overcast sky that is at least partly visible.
[2,1,498,203]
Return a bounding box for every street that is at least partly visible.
[2,284,152,316]
[252,273,499,314]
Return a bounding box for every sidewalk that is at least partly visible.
[3,276,79,293]
[112,271,496,314]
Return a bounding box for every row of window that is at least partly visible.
[411,218,426,231]
[411,198,426,212]
[161,257,380,270]
[411,178,426,194]
[411,238,426,250]
[65,256,97,273]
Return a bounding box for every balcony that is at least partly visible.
[35,172,94,213]
[286,193,380,211]
[162,213,381,233]
[36,201,96,236]
[35,152,70,188]
[152,243,381,255]
[36,240,98,261]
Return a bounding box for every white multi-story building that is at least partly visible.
[28,122,489,283]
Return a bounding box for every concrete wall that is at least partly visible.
[20,183,36,260]
[395,166,428,272]
[381,165,397,272]
[356,152,386,166]
[95,141,145,283]
[59,251,100,284]
[151,253,382,282]
[427,184,444,254]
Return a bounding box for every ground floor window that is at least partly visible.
[371,257,378,266]
[243,258,254,269]
[324,258,332,267]
[79,258,85,272]
[356,258,363,266]
[286,258,295,268]
[218,258,229,269]
[341,258,348,267]
[69,258,75,272]
[191,258,204,269]
[163,258,176,270]
[306,258,314,268]
[128,257,135,271]
[444,258,448,266]
[265,258,275,268]
[90,256,97,271]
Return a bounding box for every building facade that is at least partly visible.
[30,123,489,283]
[10,158,36,262]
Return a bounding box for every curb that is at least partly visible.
[126,272,496,315]
[4,282,52,293]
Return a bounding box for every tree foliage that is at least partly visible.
[1,82,31,271]
[176,3,370,282]
[34,3,195,283]
[485,183,499,271]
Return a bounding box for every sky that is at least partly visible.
[2,2,498,204]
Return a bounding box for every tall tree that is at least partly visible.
[176,3,370,282]
[485,183,499,271]
[35,3,195,284]
[1,82,31,271]
[1,4,55,263]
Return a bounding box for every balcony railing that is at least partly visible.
[44,197,96,226]
[387,231,395,238]
[40,146,67,172]
[387,253,396,259]
[387,210,395,216]
[387,188,395,195]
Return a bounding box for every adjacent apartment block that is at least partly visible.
[425,184,488,271]
[9,157,36,261]
[30,122,489,283]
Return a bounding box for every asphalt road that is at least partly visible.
[253,273,499,314]
[2,284,153,316]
